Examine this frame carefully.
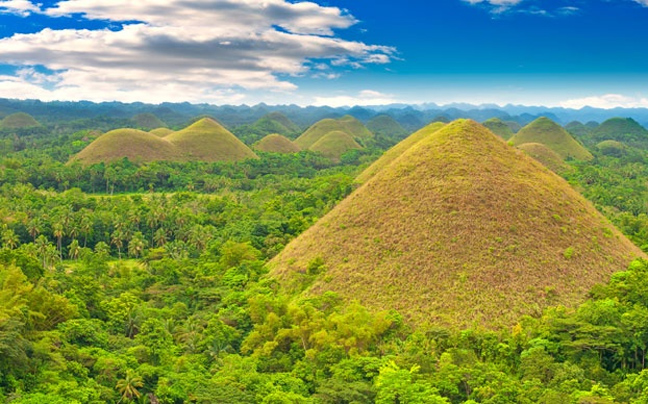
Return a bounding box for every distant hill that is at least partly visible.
[73,118,257,165]
[1,112,40,129]
[309,131,362,162]
[482,117,514,140]
[356,122,445,184]
[270,119,644,328]
[592,118,648,145]
[253,134,301,153]
[510,117,593,160]
[165,118,258,162]
[149,128,174,137]
[366,115,408,139]
[71,129,181,165]
[295,116,373,149]
[252,112,300,136]
[596,140,627,157]
[132,113,166,130]
[564,121,592,139]
[504,120,522,134]
[517,143,571,174]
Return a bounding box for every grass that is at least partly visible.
[165,117,258,162]
[355,122,445,183]
[564,121,592,138]
[132,113,166,130]
[71,128,182,165]
[483,118,514,140]
[596,140,627,157]
[253,134,301,153]
[366,115,407,138]
[510,117,593,161]
[269,119,644,329]
[253,112,300,135]
[1,112,40,129]
[517,143,572,174]
[309,131,362,162]
[149,128,174,137]
[295,116,373,149]
[73,118,258,165]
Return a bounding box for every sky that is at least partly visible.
[0,0,647,108]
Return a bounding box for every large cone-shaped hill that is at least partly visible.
[356,122,445,183]
[366,115,408,138]
[270,119,644,328]
[73,118,257,165]
[1,112,40,129]
[295,116,372,149]
[309,131,361,162]
[510,117,593,160]
[72,129,182,164]
[253,134,301,153]
[253,112,300,136]
[483,118,514,140]
[165,118,258,162]
[592,118,648,145]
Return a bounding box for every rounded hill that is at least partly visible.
[366,115,407,138]
[149,128,174,137]
[270,119,644,329]
[517,143,571,174]
[309,131,362,162]
[253,112,300,135]
[71,129,181,165]
[1,112,40,129]
[356,122,445,183]
[482,118,514,140]
[596,140,627,157]
[166,118,258,162]
[295,116,373,149]
[253,134,301,153]
[593,118,648,145]
[510,117,593,160]
[132,113,166,130]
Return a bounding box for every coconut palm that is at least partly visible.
[116,370,143,403]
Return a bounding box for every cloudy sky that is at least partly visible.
[0,0,647,107]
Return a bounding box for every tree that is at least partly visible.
[52,222,65,260]
[116,370,144,403]
[68,239,81,261]
[128,232,148,258]
[1,228,19,250]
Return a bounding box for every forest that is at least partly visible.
[3,109,648,404]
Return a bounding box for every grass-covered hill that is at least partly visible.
[270,119,644,328]
[308,131,362,162]
[564,121,593,139]
[131,113,166,130]
[510,117,593,160]
[517,142,571,174]
[165,117,258,162]
[73,118,257,165]
[149,127,174,137]
[366,114,408,139]
[596,140,627,157]
[253,134,301,153]
[482,117,514,140]
[252,112,301,136]
[355,122,445,183]
[71,129,182,164]
[295,116,373,149]
[592,117,648,145]
[1,112,41,129]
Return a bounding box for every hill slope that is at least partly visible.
[253,134,301,153]
[510,117,593,160]
[592,118,648,145]
[166,118,258,162]
[149,128,174,137]
[517,143,571,174]
[366,115,408,139]
[482,118,514,140]
[72,129,181,165]
[1,112,40,129]
[252,112,300,136]
[270,119,643,328]
[309,131,362,162]
[356,122,445,183]
[295,116,373,149]
[132,113,166,130]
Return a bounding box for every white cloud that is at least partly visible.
[0,0,395,103]
[634,0,648,6]
[0,0,38,16]
[559,94,648,109]
[313,90,398,107]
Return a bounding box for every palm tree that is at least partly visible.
[116,370,143,403]
[27,218,41,241]
[1,228,19,250]
[68,239,81,261]
[153,228,168,247]
[128,232,147,258]
[79,213,93,247]
[52,222,65,260]
[111,230,124,259]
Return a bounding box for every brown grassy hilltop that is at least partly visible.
[295,116,372,149]
[270,119,644,329]
[253,134,301,153]
[510,117,593,160]
[309,131,362,162]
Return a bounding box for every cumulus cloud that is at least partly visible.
[559,94,648,109]
[0,0,38,16]
[0,0,395,103]
[313,90,398,107]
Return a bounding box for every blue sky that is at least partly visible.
[0,0,647,107]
